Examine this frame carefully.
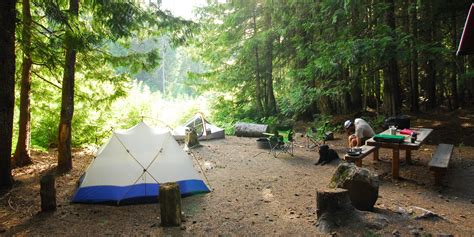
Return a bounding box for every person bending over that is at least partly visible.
[344,118,375,147]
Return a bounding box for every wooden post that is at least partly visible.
[159,182,182,227]
[392,149,400,179]
[40,174,56,212]
[354,159,362,167]
[405,149,412,164]
[373,147,379,161]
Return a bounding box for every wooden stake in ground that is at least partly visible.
[159,182,182,227]
[40,174,56,212]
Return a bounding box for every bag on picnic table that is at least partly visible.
[373,134,405,143]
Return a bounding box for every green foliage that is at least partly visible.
[361,115,386,133]
[311,114,336,141]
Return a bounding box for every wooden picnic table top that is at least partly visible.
[366,127,433,150]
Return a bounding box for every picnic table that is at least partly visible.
[366,127,433,179]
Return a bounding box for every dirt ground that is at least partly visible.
[1,110,474,236]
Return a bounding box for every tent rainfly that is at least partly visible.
[172,113,225,140]
[72,122,210,204]
[457,3,474,56]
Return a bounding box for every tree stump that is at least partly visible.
[40,174,56,212]
[159,182,182,227]
[185,128,200,149]
[316,188,353,233]
[234,122,269,137]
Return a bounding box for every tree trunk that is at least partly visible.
[263,3,277,116]
[409,0,419,112]
[13,0,33,168]
[421,0,436,110]
[450,6,459,109]
[0,0,16,189]
[40,174,57,212]
[57,0,79,173]
[383,0,401,116]
[350,69,363,111]
[159,182,182,227]
[252,10,264,117]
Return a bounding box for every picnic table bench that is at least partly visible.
[428,143,454,185]
[344,145,378,167]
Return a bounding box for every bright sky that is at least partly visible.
[160,0,207,20]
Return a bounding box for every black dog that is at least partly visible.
[315,144,339,165]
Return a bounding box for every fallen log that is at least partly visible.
[234,122,268,137]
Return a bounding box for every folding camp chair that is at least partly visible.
[264,129,294,158]
[305,122,331,148]
[305,127,320,148]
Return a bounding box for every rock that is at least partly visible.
[329,162,379,211]
[410,206,445,220]
[392,230,400,236]
[436,234,453,237]
[0,225,6,233]
[409,229,420,236]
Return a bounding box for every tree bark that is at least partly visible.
[263,2,277,116]
[420,0,436,110]
[350,69,363,111]
[383,0,401,116]
[13,0,33,168]
[234,122,269,137]
[0,0,16,189]
[450,6,459,109]
[57,0,79,173]
[40,174,57,212]
[316,188,353,233]
[252,9,264,117]
[159,182,182,227]
[409,0,419,112]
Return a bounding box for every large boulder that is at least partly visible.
[329,162,379,211]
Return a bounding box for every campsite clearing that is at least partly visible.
[1,114,474,236]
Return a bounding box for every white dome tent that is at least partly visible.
[72,121,210,204]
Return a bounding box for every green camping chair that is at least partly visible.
[305,122,330,148]
[264,129,294,158]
